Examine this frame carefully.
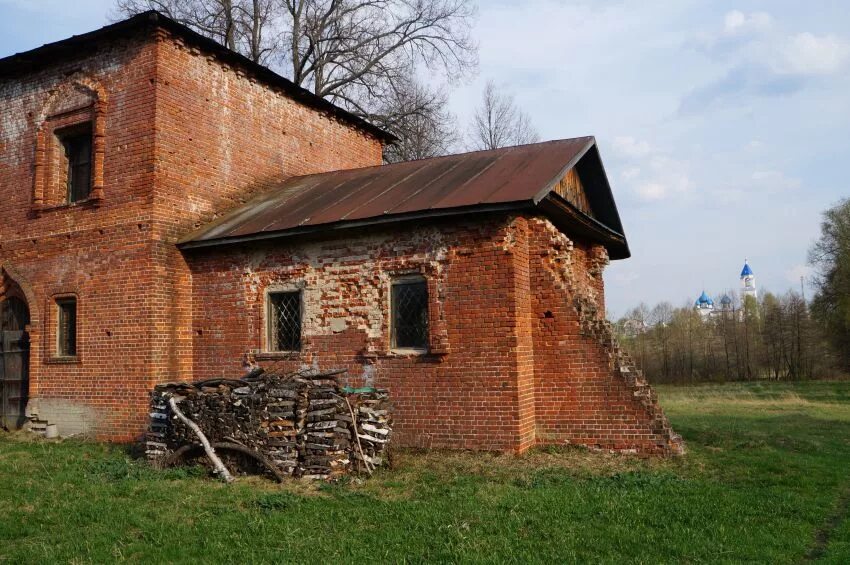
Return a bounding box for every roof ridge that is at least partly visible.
[282,137,598,184]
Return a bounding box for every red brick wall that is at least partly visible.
[186,215,534,451]
[0,32,160,438]
[0,27,382,440]
[185,214,681,454]
[146,29,383,386]
[0,24,678,453]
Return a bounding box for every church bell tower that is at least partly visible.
[740,260,757,300]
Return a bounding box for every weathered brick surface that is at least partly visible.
[0,32,160,439]
[0,27,381,440]
[187,216,529,451]
[528,217,682,455]
[186,215,681,454]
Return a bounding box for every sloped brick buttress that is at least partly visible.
[527,217,684,455]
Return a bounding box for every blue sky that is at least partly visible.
[2,0,848,317]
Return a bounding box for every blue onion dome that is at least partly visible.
[741,261,753,277]
[696,291,714,306]
[720,294,732,306]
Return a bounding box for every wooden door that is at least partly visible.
[1,297,30,430]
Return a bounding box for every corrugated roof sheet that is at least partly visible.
[180,137,630,258]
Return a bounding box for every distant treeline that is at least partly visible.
[616,197,850,384]
[614,292,842,384]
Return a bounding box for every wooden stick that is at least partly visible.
[168,396,234,483]
[336,393,372,475]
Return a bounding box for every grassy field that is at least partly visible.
[1,381,850,563]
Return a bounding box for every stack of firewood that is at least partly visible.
[347,390,391,472]
[145,368,391,480]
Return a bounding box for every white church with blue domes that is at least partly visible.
[694,260,757,318]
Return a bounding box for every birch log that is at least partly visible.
[168,396,234,483]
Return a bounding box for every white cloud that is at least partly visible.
[621,167,641,180]
[635,182,667,200]
[632,172,692,201]
[777,32,850,75]
[683,13,850,113]
[611,137,693,202]
[613,136,652,158]
[724,10,772,36]
[647,156,693,196]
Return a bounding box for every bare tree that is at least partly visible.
[116,0,281,62]
[116,0,478,160]
[376,76,459,162]
[240,0,283,64]
[282,1,476,107]
[468,80,539,151]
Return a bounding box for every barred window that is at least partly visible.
[391,277,429,350]
[268,291,302,351]
[56,297,77,356]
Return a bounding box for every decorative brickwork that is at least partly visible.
[186,218,517,450]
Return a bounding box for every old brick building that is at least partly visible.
[0,12,682,454]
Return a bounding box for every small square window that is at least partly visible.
[268,291,302,351]
[56,124,92,203]
[391,277,429,350]
[56,298,77,357]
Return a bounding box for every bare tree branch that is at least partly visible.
[375,76,458,162]
[115,0,478,161]
[468,80,539,151]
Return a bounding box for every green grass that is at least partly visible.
[2,381,850,563]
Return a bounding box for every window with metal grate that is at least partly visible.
[391,277,429,350]
[268,291,302,351]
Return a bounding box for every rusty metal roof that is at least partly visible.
[180,137,631,259]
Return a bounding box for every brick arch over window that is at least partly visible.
[33,76,108,209]
[0,264,39,327]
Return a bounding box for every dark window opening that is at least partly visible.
[56,298,77,357]
[269,291,301,351]
[391,278,429,350]
[58,124,92,203]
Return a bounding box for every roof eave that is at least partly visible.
[538,194,631,259]
[531,136,596,205]
[178,201,536,251]
[179,195,630,260]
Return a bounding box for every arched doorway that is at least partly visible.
[0,296,30,430]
